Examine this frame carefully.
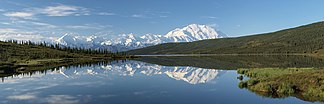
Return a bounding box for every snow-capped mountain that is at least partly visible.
[164,24,226,42]
[0,24,227,52]
[54,24,227,51]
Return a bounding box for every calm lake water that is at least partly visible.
[0,56,323,104]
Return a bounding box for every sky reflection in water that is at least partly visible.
[0,60,314,104]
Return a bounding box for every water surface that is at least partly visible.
[0,56,322,104]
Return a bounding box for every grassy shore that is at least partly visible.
[238,68,324,102]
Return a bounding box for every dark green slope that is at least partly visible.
[0,41,81,61]
[0,41,117,67]
[128,21,324,55]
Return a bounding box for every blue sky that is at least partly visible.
[0,0,324,37]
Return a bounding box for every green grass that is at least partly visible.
[237,68,314,78]
[238,68,324,102]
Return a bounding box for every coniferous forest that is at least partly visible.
[0,40,130,68]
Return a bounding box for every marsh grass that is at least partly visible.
[238,68,324,102]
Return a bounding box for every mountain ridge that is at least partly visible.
[0,24,226,52]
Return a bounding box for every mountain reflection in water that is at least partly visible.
[0,58,319,104]
[1,60,224,85]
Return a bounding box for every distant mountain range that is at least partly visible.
[0,24,227,52]
[128,21,324,55]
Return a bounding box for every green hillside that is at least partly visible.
[128,21,324,55]
[0,41,112,61]
[0,41,128,69]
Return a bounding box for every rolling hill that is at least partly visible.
[128,21,324,55]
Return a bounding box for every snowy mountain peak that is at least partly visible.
[186,24,205,29]
[164,24,225,42]
[127,33,136,40]
[56,33,72,45]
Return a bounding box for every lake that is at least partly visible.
[0,56,323,104]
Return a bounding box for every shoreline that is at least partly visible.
[0,56,140,78]
[134,53,312,57]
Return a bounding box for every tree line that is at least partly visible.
[0,40,126,61]
[3,40,127,55]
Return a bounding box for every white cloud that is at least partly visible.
[7,94,37,100]
[0,22,11,25]
[66,25,100,30]
[7,94,80,104]
[98,12,116,16]
[65,24,111,30]
[39,5,89,16]
[0,9,5,12]
[131,14,147,18]
[3,20,58,32]
[45,95,79,104]
[4,12,34,18]
[0,33,58,43]
[0,28,18,33]
[29,21,57,28]
[3,4,90,18]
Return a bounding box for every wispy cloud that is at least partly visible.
[0,32,59,43]
[37,4,89,16]
[6,93,80,104]
[3,12,34,19]
[3,4,90,19]
[65,24,112,30]
[159,15,168,18]
[0,19,65,35]
[0,4,118,35]
[0,22,11,25]
[0,28,18,33]
[207,23,219,29]
[29,21,57,28]
[7,94,37,100]
[66,25,100,30]
[131,14,147,18]
[98,12,116,16]
[7,20,58,30]
[45,95,80,104]
[201,16,218,19]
